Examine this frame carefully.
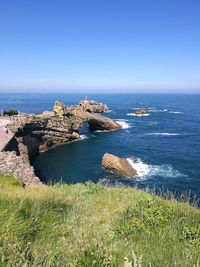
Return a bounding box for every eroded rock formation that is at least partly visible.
[1,99,121,186]
[102,153,137,178]
[66,104,120,131]
[79,99,109,113]
[7,99,119,157]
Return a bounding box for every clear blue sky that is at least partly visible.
[0,0,200,93]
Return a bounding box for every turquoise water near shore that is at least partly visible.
[1,93,200,197]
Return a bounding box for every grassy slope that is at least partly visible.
[0,174,200,267]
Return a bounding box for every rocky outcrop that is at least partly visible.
[66,105,121,131]
[7,100,119,158]
[102,153,137,178]
[0,151,42,187]
[79,99,109,113]
[8,108,81,158]
[2,99,121,186]
[135,109,148,115]
[54,101,65,117]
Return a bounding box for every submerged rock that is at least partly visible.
[102,153,137,178]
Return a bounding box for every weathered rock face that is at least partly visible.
[2,99,121,187]
[7,100,120,159]
[0,151,42,187]
[102,153,137,178]
[67,105,121,131]
[79,99,109,113]
[53,101,65,117]
[8,109,81,158]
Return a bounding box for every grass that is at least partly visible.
[0,174,200,266]
[0,173,24,187]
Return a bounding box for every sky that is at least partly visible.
[0,0,200,93]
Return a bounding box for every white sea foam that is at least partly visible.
[127,113,150,117]
[127,157,185,180]
[80,134,89,140]
[116,119,129,121]
[169,111,183,114]
[149,109,168,112]
[127,158,151,178]
[116,120,132,129]
[132,107,167,113]
[147,121,158,126]
[95,130,109,133]
[145,132,180,136]
[147,107,156,110]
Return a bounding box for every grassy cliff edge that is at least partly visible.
[0,173,200,267]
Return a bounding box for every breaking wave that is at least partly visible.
[116,120,132,129]
[148,108,168,112]
[127,113,150,117]
[145,132,180,136]
[169,111,183,114]
[132,107,168,113]
[80,134,89,140]
[127,157,185,180]
[95,130,109,133]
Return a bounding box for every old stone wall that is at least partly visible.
[0,151,42,187]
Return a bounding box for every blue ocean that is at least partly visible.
[1,93,200,198]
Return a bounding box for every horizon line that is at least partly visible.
[0,91,200,95]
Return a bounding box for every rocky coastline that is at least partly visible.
[0,99,121,187]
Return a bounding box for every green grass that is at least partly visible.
[0,173,24,187]
[0,175,200,267]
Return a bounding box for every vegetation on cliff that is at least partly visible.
[3,109,18,116]
[0,173,200,267]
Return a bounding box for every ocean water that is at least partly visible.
[1,93,200,197]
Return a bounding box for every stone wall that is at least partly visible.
[0,151,42,187]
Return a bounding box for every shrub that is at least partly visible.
[3,109,18,116]
[115,197,173,237]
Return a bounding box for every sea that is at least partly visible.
[1,93,200,198]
